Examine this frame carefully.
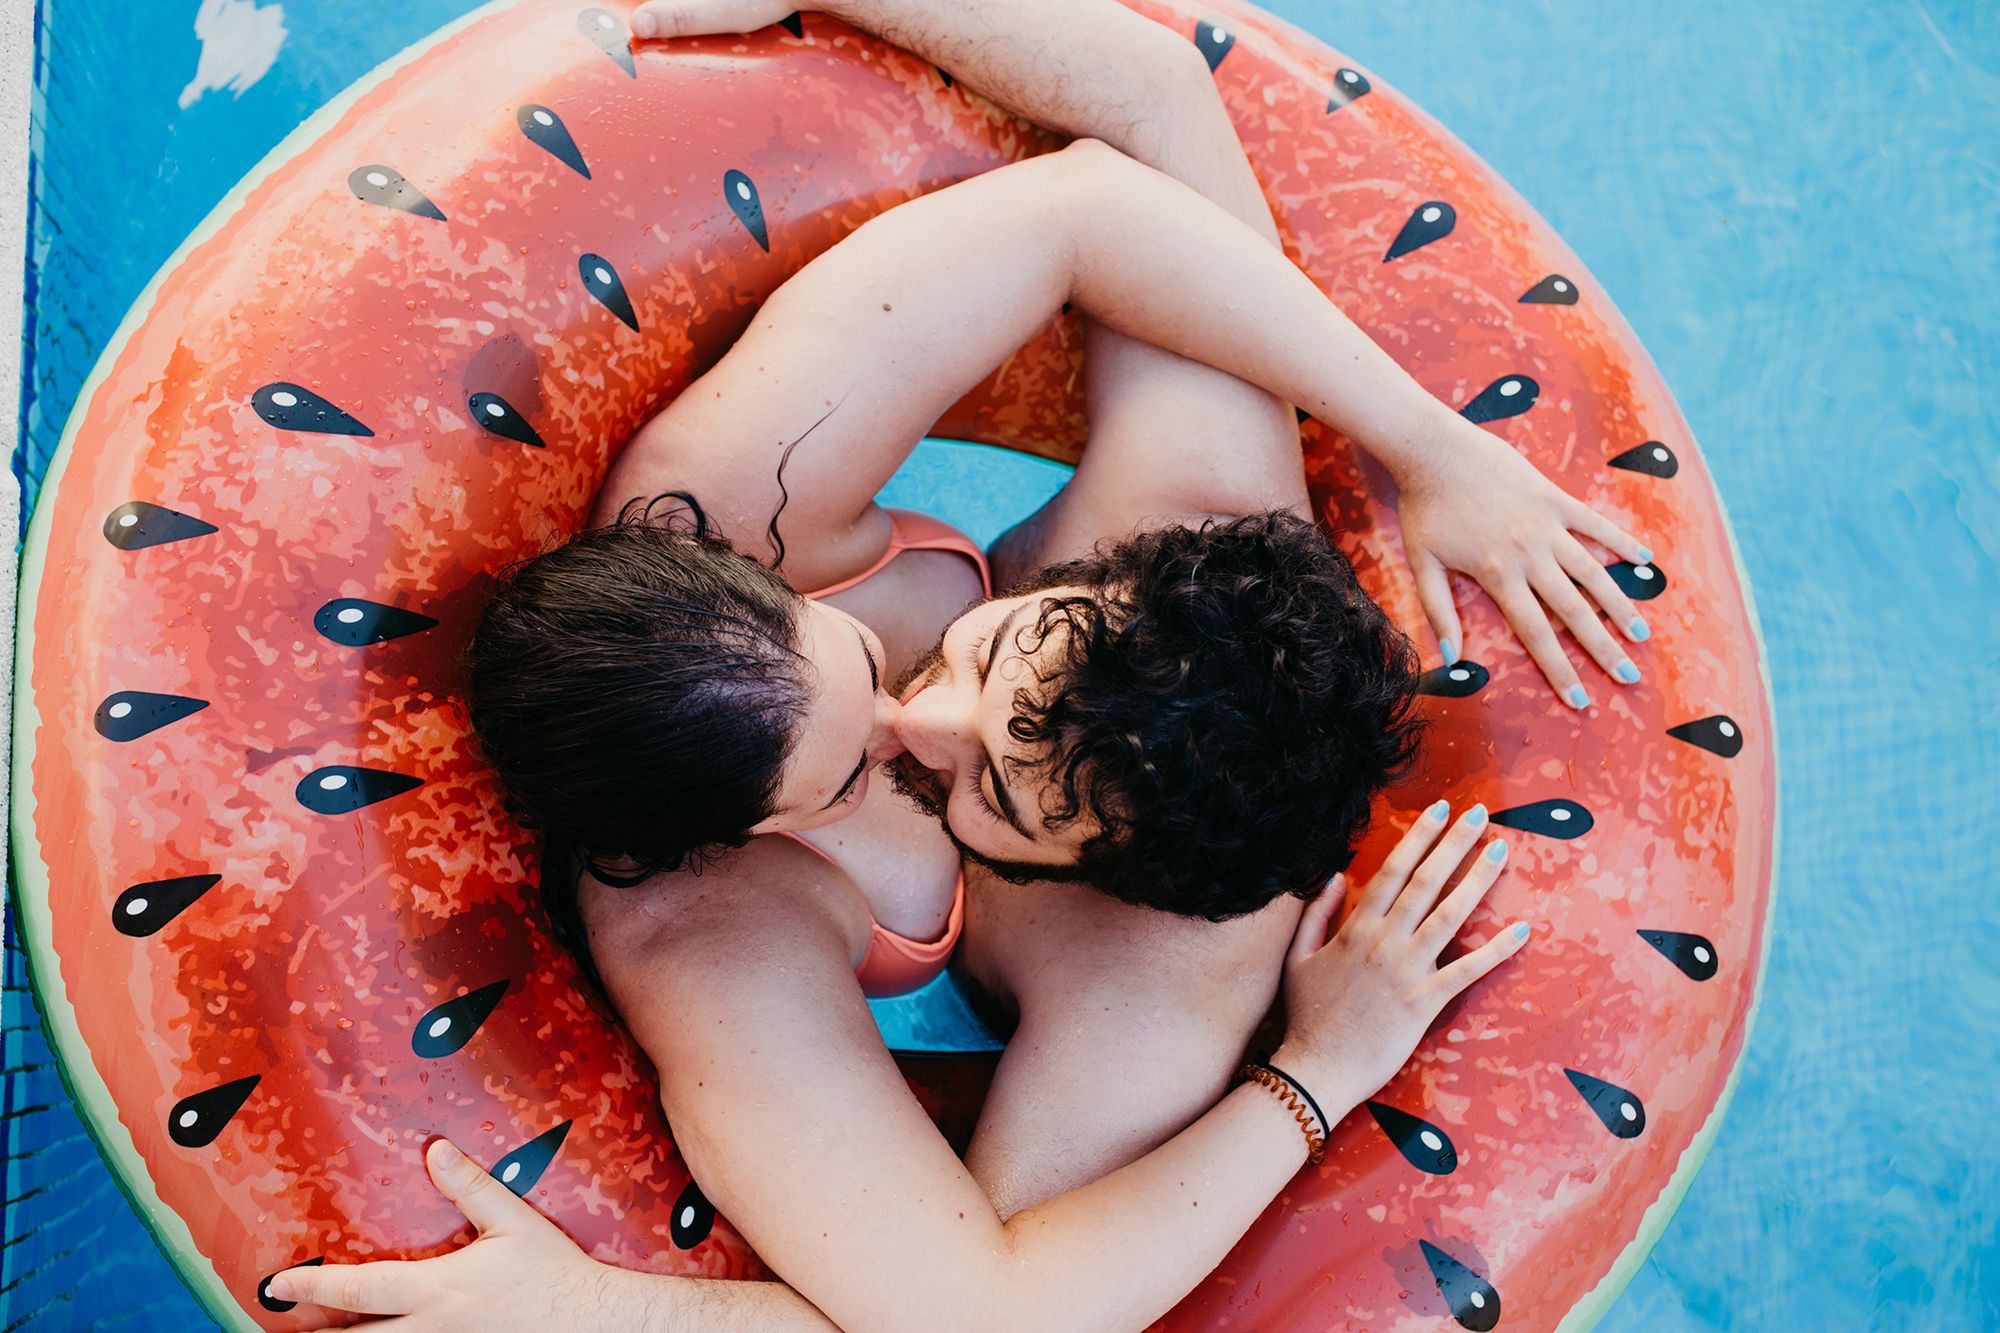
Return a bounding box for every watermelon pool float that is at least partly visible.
[8,0,1777,1328]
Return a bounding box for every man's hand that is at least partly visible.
[271,1139,618,1332]
[1394,417,1654,708]
[630,0,796,39]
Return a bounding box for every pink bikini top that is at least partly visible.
[800,508,989,997]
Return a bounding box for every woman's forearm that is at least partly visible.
[987,1080,1328,1328]
[1043,141,1467,479]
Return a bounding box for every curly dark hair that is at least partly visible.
[464,494,809,889]
[984,511,1424,921]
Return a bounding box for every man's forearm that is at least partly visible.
[592,1264,839,1332]
[823,0,1279,244]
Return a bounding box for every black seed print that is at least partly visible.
[103,501,218,550]
[1327,66,1371,112]
[258,1258,324,1314]
[1519,273,1579,305]
[253,382,374,436]
[724,170,769,250]
[296,766,424,815]
[1416,660,1490,699]
[1420,1241,1501,1331]
[1609,439,1679,477]
[314,598,439,646]
[1384,201,1455,261]
[579,252,640,330]
[1490,798,1593,839]
[779,11,803,38]
[1667,714,1744,758]
[412,980,512,1058]
[113,874,221,937]
[492,1121,573,1196]
[1608,559,1668,601]
[578,8,636,76]
[670,1178,716,1249]
[468,392,547,448]
[1459,375,1539,424]
[169,1075,260,1148]
[937,65,954,88]
[1565,1068,1646,1139]
[1367,1101,1457,1174]
[94,691,208,741]
[1193,17,1234,71]
[517,104,590,178]
[347,164,446,220]
[1638,929,1720,981]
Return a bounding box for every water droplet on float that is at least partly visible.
[1519,273,1580,305]
[1608,439,1679,477]
[723,170,769,250]
[1638,929,1720,980]
[1564,1068,1647,1138]
[253,382,374,436]
[347,164,446,221]
[411,979,512,1058]
[168,1075,262,1148]
[296,766,423,814]
[671,1178,716,1248]
[577,8,637,76]
[1416,659,1490,699]
[518,104,591,177]
[1384,200,1456,261]
[1193,17,1235,71]
[578,251,641,330]
[113,874,221,936]
[1419,1241,1501,1331]
[491,1121,573,1196]
[1327,66,1371,112]
[94,691,209,741]
[1667,714,1744,757]
[1490,798,1593,839]
[467,392,548,448]
[1459,374,1540,424]
[104,501,219,550]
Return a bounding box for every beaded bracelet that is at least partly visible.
[1243,1062,1328,1164]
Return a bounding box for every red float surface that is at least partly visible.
[12,1,1775,1329]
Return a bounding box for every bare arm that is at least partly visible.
[282,805,1524,1333]
[602,139,1482,587]
[628,0,1658,698]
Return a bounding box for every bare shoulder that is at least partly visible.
[581,836,870,1016]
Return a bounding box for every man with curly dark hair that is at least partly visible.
[287,2,1641,1325]
[889,512,1424,923]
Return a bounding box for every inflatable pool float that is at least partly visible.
[9,1,1776,1328]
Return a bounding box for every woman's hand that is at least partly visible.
[1275,800,1526,1102]
[270,1139,622,1332]
[1394,416,1655,708]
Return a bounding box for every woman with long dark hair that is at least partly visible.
[280,2,1652,1327]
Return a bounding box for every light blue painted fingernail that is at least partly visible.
[1566,685,1591,709]
[1636,545,1655,565]
[1628,617,1651,642]
[1615,660,1641,684]
[1428,799,1450,821]
[1486,839,1509,862]
[1512,921,1531,940]
[1439,638,1457,667]
[1466,802,1488,827]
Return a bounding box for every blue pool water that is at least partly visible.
[5,2,1995,1329]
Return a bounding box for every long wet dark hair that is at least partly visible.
[466,493,810,894]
